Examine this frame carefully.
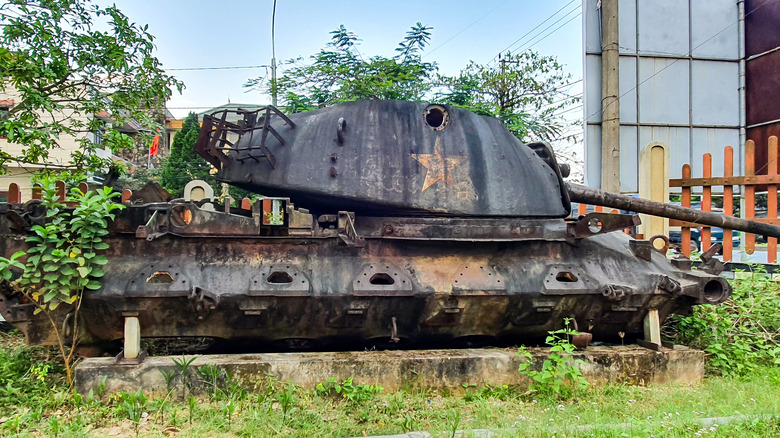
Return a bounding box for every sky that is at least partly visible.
[105,0,584,120]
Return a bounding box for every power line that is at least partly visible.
[488,0,578,64]
[557,104,583,115]
[514,10,582,54]
[423,0,511,58]
[166,65,270,71]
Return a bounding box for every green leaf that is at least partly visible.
[90,267,105,278]
[85,280,102,290]
[44,273,60,282]
[94,242,110,250]
[93,255,109,265]
[77,266,91,278]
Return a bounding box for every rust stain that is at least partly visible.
[411,137,464,192]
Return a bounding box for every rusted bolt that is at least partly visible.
[330,167,338,177]
[384,225,394,235]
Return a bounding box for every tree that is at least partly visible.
[160,112,252,201]
[160,113,215,197]
[0,179,123,386]
[437,51,580,143]
[0,0,183,172]
[245,25,580,151]
[245,23,437,113]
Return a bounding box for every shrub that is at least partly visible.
[664,270,780,377]
[518,319,589,400]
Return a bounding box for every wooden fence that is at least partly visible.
[668,136,779,263]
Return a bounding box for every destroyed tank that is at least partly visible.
[0,100,735,354]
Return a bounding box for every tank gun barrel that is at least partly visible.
[567,183,780,239]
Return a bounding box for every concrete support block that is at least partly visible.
[644,309,661,345]
[124,316,140,359]
[75,346,705,396]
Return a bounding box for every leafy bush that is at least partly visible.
[517,320,589,400]
[665,271,780,377]
[2,180,124,385]
[315,377,383,404]
[0,338,64,414]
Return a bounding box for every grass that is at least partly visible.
[1,327,779,437]
[1,276,779,437]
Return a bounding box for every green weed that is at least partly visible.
[518,319,590,400]
[315,376,383,404]
[665,272,780,377]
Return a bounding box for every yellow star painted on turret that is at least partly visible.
[411,137,464,192]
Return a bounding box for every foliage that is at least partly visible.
[665,271,780,377]
[517,320,589,400]
[160,113,213,197]
[276,381,298,424]
[117,389,148,437]
[0,178,123,385]
[171,355,197,400]
[0,338,65,415]
[0,0,183,173]
[246,24,579,149]
[315,376,383,404]
[437,51,580,143]
[462,382,517,402]
[246,23,436,112]
[116,164,163,191]
[158,112,251,201]
[1,325,780,437]
[18,185,121,311]
[0,251,24,282]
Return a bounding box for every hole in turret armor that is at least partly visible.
[424,105,449,130]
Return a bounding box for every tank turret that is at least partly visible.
[196,100,570,217]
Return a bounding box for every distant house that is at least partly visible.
[0,86,134,199]
[0,85,180,199]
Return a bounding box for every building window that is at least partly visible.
[0,99,13,119]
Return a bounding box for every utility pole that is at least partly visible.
[498,53,520,113]
[600,0,620,192]
[270,0,278,107]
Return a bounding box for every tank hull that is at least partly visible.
[0,202,728,352]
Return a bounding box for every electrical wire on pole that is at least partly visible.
[271,0,278,107]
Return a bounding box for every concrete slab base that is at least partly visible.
[74,345,704,396]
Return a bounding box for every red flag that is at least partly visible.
[150,135,160,156]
